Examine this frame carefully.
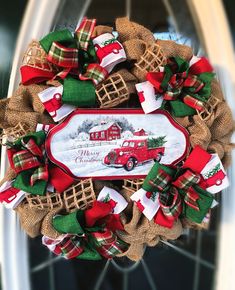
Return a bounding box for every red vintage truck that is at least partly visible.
[104,138,165,171]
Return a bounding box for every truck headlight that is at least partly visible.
[119,151,124,156]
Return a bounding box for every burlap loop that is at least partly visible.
[92,25,113,38]
[123,39,147,62]
[156,39,193,61]
[0,84,54,131]
[117,188,183,261]
[116,17,155,44]
[0,167,17,187]
[15,203,49,238]
[96,69,136,108]
[41,207,62,239]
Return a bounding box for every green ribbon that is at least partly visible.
[40,29,98,107]
[62,76,96,106]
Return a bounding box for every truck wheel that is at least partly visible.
[124,158,136,171]
[154,153,162,162]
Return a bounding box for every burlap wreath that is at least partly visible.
[0,17,233,262]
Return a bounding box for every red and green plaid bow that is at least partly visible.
[146,57,214,117]
[10,137,48,186]
[39,17,107,85]
[7,131,49,195]
[142,146,214,226]
[49,202,128,260]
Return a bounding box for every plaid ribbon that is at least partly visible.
[172,169,201,211]
[9,133,48,187]
[159,187,182,220]
[141,147,215,225]
[47,42,79,68]
[75,18,96,51]
[146,56,214,117]
[80,63,108,85]
[50,203,128,260]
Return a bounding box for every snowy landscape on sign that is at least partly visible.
[47,112,188,178]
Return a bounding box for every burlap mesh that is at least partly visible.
[25,192,63,210]
[0,122,31,145]
[96,69,136,108]
[41,207,62,239]
[116,17,155,44]
[22,40,57,74]
[15,203,49,238]
[63,179,96,212]
[156,39,193,61]
[0,167,17,187]
[0,84,54,131]
[116,188,183,261]
[92,25,113,38]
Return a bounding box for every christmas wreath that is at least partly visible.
[0,17,233,261]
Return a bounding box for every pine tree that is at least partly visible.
[147,136,167,148]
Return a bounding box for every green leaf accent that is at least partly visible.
[102,193,110,203]
[102,38,116,46]
[204,163,221,179]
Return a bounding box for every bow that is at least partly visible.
[131,146,220,228]
[146,56,214,117]
[6,131,74,195]
[20,18,107,108]
[43,201,128,260]
[7,131,48,195]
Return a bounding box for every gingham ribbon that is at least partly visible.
[146,56,214,116]
[75,18,96,51]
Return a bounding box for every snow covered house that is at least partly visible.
[89,122,121,141]
[133,128,147,136]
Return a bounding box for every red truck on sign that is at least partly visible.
[104,138,165,171]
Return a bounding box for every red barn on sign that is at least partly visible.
[89,122,121,141]
[133,129,147,136]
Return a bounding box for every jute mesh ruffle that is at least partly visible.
[0,122,31,145]
[25,192,63,210]
[63,179,96,212]
[22,40,57,73]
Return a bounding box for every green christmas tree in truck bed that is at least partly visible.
[147,136,167,148]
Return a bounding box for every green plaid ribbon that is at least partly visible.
[142,161,214,224]
[147,57,214,117]
[75,18,96,51]
[51,209,128,260]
